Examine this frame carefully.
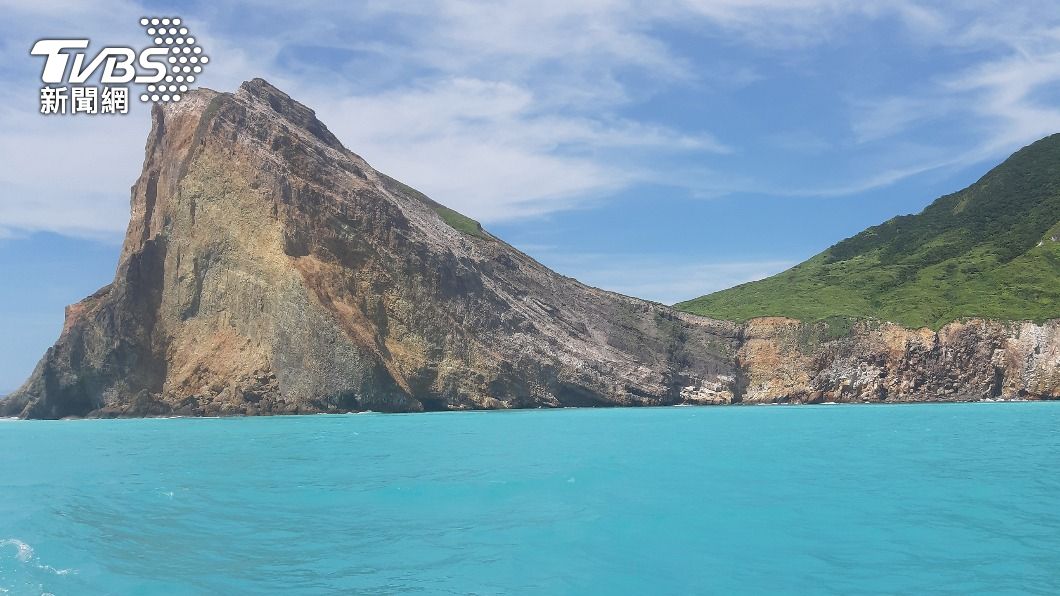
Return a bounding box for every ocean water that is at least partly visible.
[2,403,1059,595]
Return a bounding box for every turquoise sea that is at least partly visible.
[2,402,1059,594]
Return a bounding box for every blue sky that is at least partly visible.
[3,0,1060,392]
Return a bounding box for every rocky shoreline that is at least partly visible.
[7,312,1057,419]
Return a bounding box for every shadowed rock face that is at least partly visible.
[3,79,1058,419]
[1,79,739,418]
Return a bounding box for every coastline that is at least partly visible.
[5,393,1053,422]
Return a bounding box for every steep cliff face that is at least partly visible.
[2,79,1057,419]
[1,79,739,418]
[738,318,1060,404]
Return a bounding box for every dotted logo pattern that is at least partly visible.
[138,17,209,103]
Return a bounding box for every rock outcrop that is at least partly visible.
[737,318,1060,404]
[1,79,739,418]
[2,79,1057,419]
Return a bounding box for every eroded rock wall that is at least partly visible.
[738,318,1060,404]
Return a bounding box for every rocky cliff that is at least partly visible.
[737,317,1060,404]
[1,79,739,418]
[2,79,1057,419]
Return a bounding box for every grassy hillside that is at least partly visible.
[676,133,1060,329]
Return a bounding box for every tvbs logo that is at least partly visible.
[31,17,209,116]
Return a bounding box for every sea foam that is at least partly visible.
[1,539,75,576]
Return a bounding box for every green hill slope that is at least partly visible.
[675,133,1060,329]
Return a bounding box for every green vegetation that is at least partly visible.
[676,133,1060,329]
[433,205,488,237]
[791,316,878,352]
[380,174,490,239]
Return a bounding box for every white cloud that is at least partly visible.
[176,0,1060,213]
[943,50,1060,153]
[844,2,1060,180]
[523,247,794,304]
[0,91,151,239]
[0,0,295,239]
[0,0,735,234]
[4,0,1060,238]
[310,77,727,221]
[598,259,795,304]
[850,97,945,144]
[0,0,154,239]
